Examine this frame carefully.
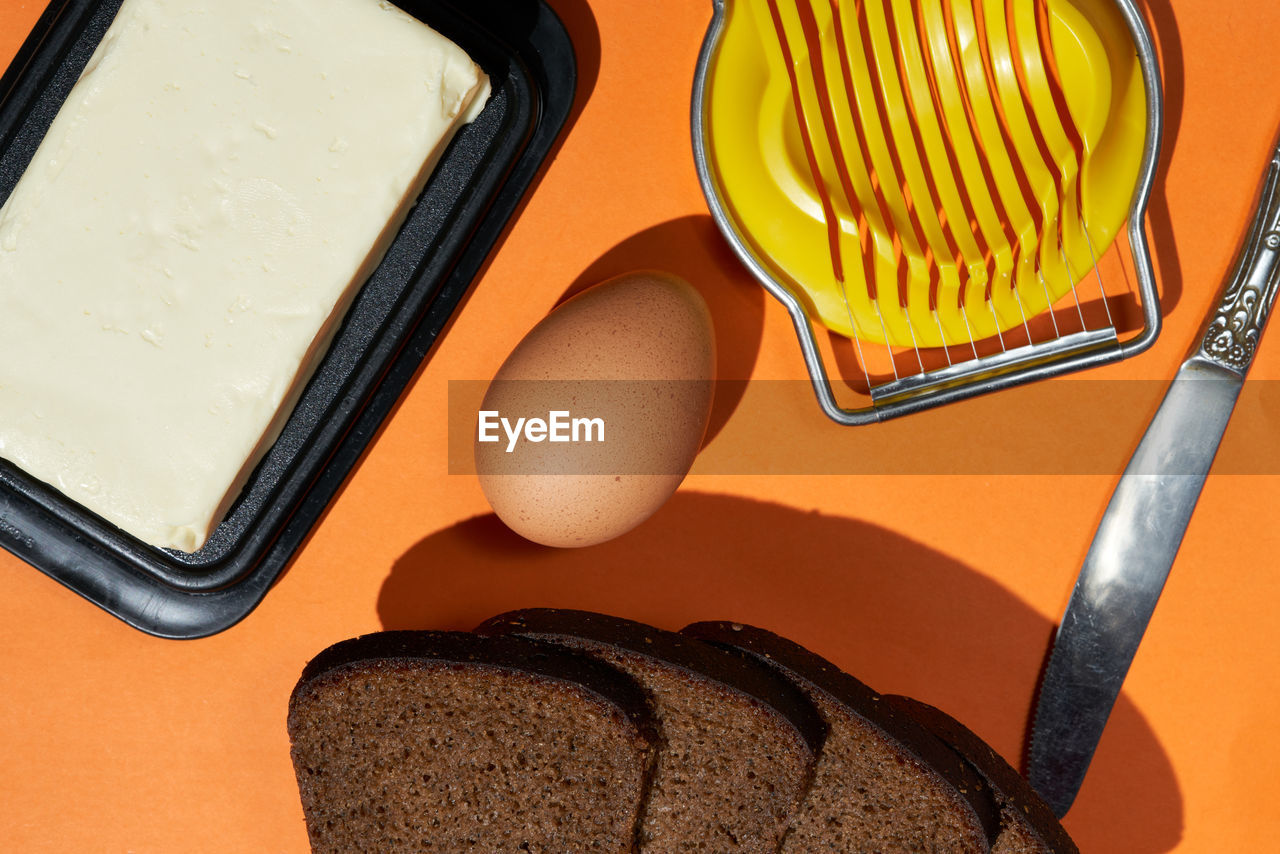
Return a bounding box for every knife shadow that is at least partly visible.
[378,491,1182,853]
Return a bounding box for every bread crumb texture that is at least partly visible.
[588,646,811,853]
[783,691,989,852]
[288,660,649,852]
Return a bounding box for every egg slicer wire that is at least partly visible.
[693,0,1164,424]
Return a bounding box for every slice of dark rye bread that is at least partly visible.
[287,630,660,853]
[683,621,1002,853]
[885,696,1079,854]
[476,609,827,853]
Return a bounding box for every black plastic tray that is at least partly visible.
[0,0,575,638]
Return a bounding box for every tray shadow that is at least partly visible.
[543,0,600,137]
[379,491,1182,853]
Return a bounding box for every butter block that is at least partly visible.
[0,0,489,551]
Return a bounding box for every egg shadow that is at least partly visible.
[378,491,1182,854]
[557,215,767,445]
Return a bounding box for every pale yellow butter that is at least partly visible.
[0,0,489,551]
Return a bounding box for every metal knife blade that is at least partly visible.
[1029,134,1280,818]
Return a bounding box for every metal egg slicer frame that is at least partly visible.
[693,0,1163,423]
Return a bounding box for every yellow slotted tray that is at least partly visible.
[693,0,1164,423]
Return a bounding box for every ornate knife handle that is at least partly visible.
[1198,140,1280,374]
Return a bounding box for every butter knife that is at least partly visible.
[1029,134,1280,818]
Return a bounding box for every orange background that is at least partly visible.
[2,0,1279,851]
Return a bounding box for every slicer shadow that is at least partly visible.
[1142,0,1185,319]
[379,491,1182,854]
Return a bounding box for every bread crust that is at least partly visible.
[683,620,1002,850]
[479,609,827,852]
[478,609,827,753]
[885,695,1079,854]
[288,630,660,853]
[292,629,659,735]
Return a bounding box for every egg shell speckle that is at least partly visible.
[475,271,715,548]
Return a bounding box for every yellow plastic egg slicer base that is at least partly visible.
[706,0,1143,348]
[693,0,1164,423]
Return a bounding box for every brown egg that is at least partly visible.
[475,271,715,547]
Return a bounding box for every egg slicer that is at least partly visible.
[693,0,1163,423]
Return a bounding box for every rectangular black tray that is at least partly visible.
[0,0,575,638]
